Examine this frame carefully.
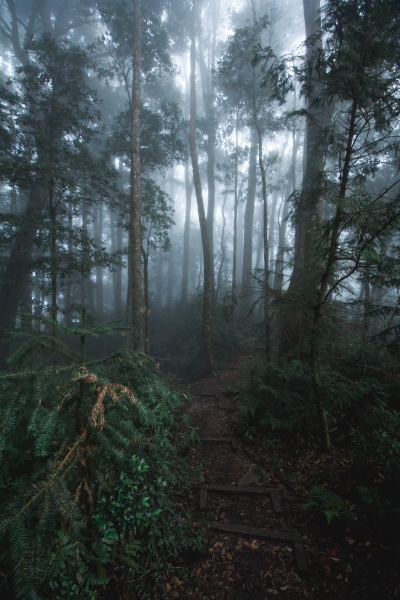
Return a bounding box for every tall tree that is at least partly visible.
[287,0,332,305]
[198,0,221,298]
[241,126,258,315]
[189,0,213,373]
[0,36,117,365]
[297,0,400,450]
[130,0,143,351]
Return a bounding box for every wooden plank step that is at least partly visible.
[199,437,238,451]
[205,521,308,574]
[200,484,281,513]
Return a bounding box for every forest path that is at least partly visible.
[170,349,314,600]
[164,349,399,600]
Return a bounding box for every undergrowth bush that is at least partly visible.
[239,357,397,460]
[0,315,201,599]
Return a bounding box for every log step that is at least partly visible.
[199,437,238,451]
[205,521,309,573]
[200,484,281,513]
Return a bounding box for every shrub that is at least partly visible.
[0,316,201,599]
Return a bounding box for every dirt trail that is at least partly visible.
[162,351,399,600]
[172,352,312,600]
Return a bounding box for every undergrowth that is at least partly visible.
[0,314,201,599]
[239,350,400,475]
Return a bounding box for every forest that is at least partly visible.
[0,0,399,598]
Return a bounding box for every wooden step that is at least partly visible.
[205,521,309,574]
[199,437,238,451]
[200,484,281,513]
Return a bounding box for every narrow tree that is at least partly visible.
[189,0,213,373]
[130,0,143,351]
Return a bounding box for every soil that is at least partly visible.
[161,347,400,600]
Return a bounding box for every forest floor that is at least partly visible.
[161,344,400,600]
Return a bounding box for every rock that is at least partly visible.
[238,472,257,486]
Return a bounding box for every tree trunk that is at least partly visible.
[142,245,149,354]
[198,0,221,300]
[154,249,163,307]
[167,245,175,309]
[0,185,45,368]
[216,179,228,303]
[189,0,213,373]
[268,161,282,288]
[82,203,95,314]
[274,132,301,291]
[49,181,57,343]
[232,112,239,310]
[241,126,258,315]
[65,205,73,322]
[182,163,193,304]
[309,97,358,452]
[288,0,331,302]
[253,116,270,355]
[95,203,104,317]
[130,0,143,351]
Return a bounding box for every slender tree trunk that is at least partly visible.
[268,162,282,288]
[49,186,58,350]
[95,203,104,317]
[167,245,174,309]
[130,0,143,351]
[236,200,244,289]
[232,113,239,309]
[182,163,193,304]
[65,205,73,322]
[0,186,45,368]
[189,0,213,373]
[241,126,258,315]
[197,245,203,291]
[310,97,358,452]
[142,245,149,353]
[255,204,263,271]
[81,203,95,313]
[198,0,220,299]
[274,132,301,291]
[216,180,228,303]
[254,117,270,355]
[156,250,163,307]
[182,56,193,305]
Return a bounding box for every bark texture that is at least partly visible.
[130,0,143,351]
[189,0,213,373]
[241,126,258,315]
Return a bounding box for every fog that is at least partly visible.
[0,0,399,373]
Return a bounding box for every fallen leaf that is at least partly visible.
[226,552,232,560]
[365,541,371,547]
[346,537,355,545]
[251,539,259,550]
[267,589,278,595]
[196,568,202,575]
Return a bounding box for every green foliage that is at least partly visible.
[350,399,400,483]
[0,318,201,599]
[302,486,356,524]
[239,359,315,434]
